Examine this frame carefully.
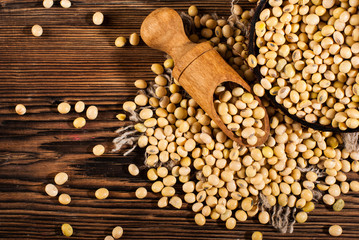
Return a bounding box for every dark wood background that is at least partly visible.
[0,0,359,239]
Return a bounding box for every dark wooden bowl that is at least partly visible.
[248,0,359,133]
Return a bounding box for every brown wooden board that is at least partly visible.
[0,0,358,239]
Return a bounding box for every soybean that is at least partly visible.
[73,117,86,128]
[333,199,345,212]
[45,184,58,197]
[329,225,343,237]
[129,33,140,46]
[43,0,53,8]
[75,101,85,113]
[93,12,104,25]
[86,105,98,120]
[95,188,109,199]
[58,193,71,205]
[115,37,127,47]
[58,102,71,114]
[135,187,147,199]
[112,226,123,239]
[93,144,105,156]
[61,223,73,237]
[31,24,43,37]
[15,104,26,115]
[60,0,71,8]
[54,172,68,185]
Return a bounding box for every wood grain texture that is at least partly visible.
[0,0,358,239]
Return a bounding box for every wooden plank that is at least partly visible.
[0,0,358,239]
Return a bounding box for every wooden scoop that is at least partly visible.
[140,7,270,147]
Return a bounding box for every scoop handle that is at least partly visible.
[140,7,270,147]
[140,8,195,63]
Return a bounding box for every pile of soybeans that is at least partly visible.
[252,0,359,130]
[114,3,359,239]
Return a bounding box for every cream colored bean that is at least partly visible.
[112,226,123,239]
[329,225,342,237]
[95,188,109,199]
[43,0,53,8]
[93,144,105,156]
[73,117,86,128]
[296,211,308,223]
[188,5,198,17]
[169,196,182,209]
[74,101,85,113]
[32,24,43,37]
[58,102,71,114]
[60,0,71,8]
[115,36,127,48]
[252,231,263,240]
[61,223,73,237]
[135,187,147,199]
[93,12,104,25]
[58,193,71,205]
[128,164,139,176]
[45,183,58,197]
[87,105,98,120]
[350,181,359,192]
[129,33,140,46]
[54,172,68,185]
[123,101,136,112]
[15,104,26,115]
[158,196,168,208]
[194,213,206,226]
[116,114,126,121]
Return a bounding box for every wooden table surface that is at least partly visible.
[1,0,359,239]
